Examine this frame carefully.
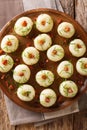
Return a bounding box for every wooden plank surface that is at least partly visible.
[0,0,87,130]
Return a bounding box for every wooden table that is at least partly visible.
[0,0,87,130]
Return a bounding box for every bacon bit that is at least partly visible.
[64,26,70,32]
[28,53,35,59]
[5,81,8,87]
[22,21,27,27]
[45,97,50,103]
[39,40,45,45]
[84,63,87,68]
[29,65,33,69]
[58,96,63,102]
[77,44,82,49]
[19,72,24,76]
[6,41,12,46]
[2,59,8,65]
[9,85,14,90]
[46,59,49,63]
[41,20,46,26]
[52,50,57,55]
[64,66,69,71]
[0,49,4,55]
[41,75,47,80]
[1,74,5,80]
[63,39,67,43]
[57,19,62,24]
[77,80,83,85]
[15,58,19,62]
[68,88,73,93]
[26,43,31,47]
[34,17,37,21]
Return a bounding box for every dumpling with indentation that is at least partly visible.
[22,47,40,65]
[17,84,35,101]
[36,70,54,87]
[76,57,87,76]
[57,61,74,78]
[13,64,30,83]
[69,39,86,57]
[59,80,78,98]
[0,55,14,73]
[34,34,52,51]
[14,17,33,36]
[36,14,53,32]
[40,88,57,107]
[1,35,19,53]
[57,22,75,38]
[47,45,64,62]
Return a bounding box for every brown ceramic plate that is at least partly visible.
[0,8,87,112]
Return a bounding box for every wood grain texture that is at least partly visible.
[60,0,74,18]
[75,0,87,31]
[37,115,73,130]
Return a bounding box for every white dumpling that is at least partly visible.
[36,14,53,32]
[34,34,52,51]
[22,47,40,65]
[14,17,33,36]
[57,61,74,78]
[69,39,86,57]
[17,84,35,101]
[59,80,78,98]
[0,55,14,73]
[13,64,31,83]
[57,22,75,38]
[76,57,87,76]
[47,45,64,62]
[36,70,54,87]
[40,89,57,107]
[1,35,19,53]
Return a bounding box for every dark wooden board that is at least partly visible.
[0,8,87,112]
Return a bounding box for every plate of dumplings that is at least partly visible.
[0,8,87,112]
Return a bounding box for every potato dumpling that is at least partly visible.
[57,22,75,38]
[17,84,35,101]
[40,88,57,107]
[57,61,74,78]
[47,45,64,62]
[14,17,33,36]
[69,39,86,57]
[13,64,31,83]
[1,35,19,53]
[22,47,40,65]
[36,70,54,87]
[59,80,78,98]
[34,34,52,51]
[36,14,53,32]
[0,55,14,73]
[76,57,87,76]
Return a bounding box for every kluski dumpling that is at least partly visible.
[14,17,33,36]
[69,39,86,57]
[17,84,35,101]
[47,45,64,62]
[36,70,54,87]
[40,89,57,107]
[59,80,78,98]
[0,55,14,73]
[57,61,74,78]
[76,57,87,76]
[36,14,53,32]
[57,22,75,38]
[34,34,52,51]
[13,64,31,83]
[1,35,19,53]
[22,47,40,65]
